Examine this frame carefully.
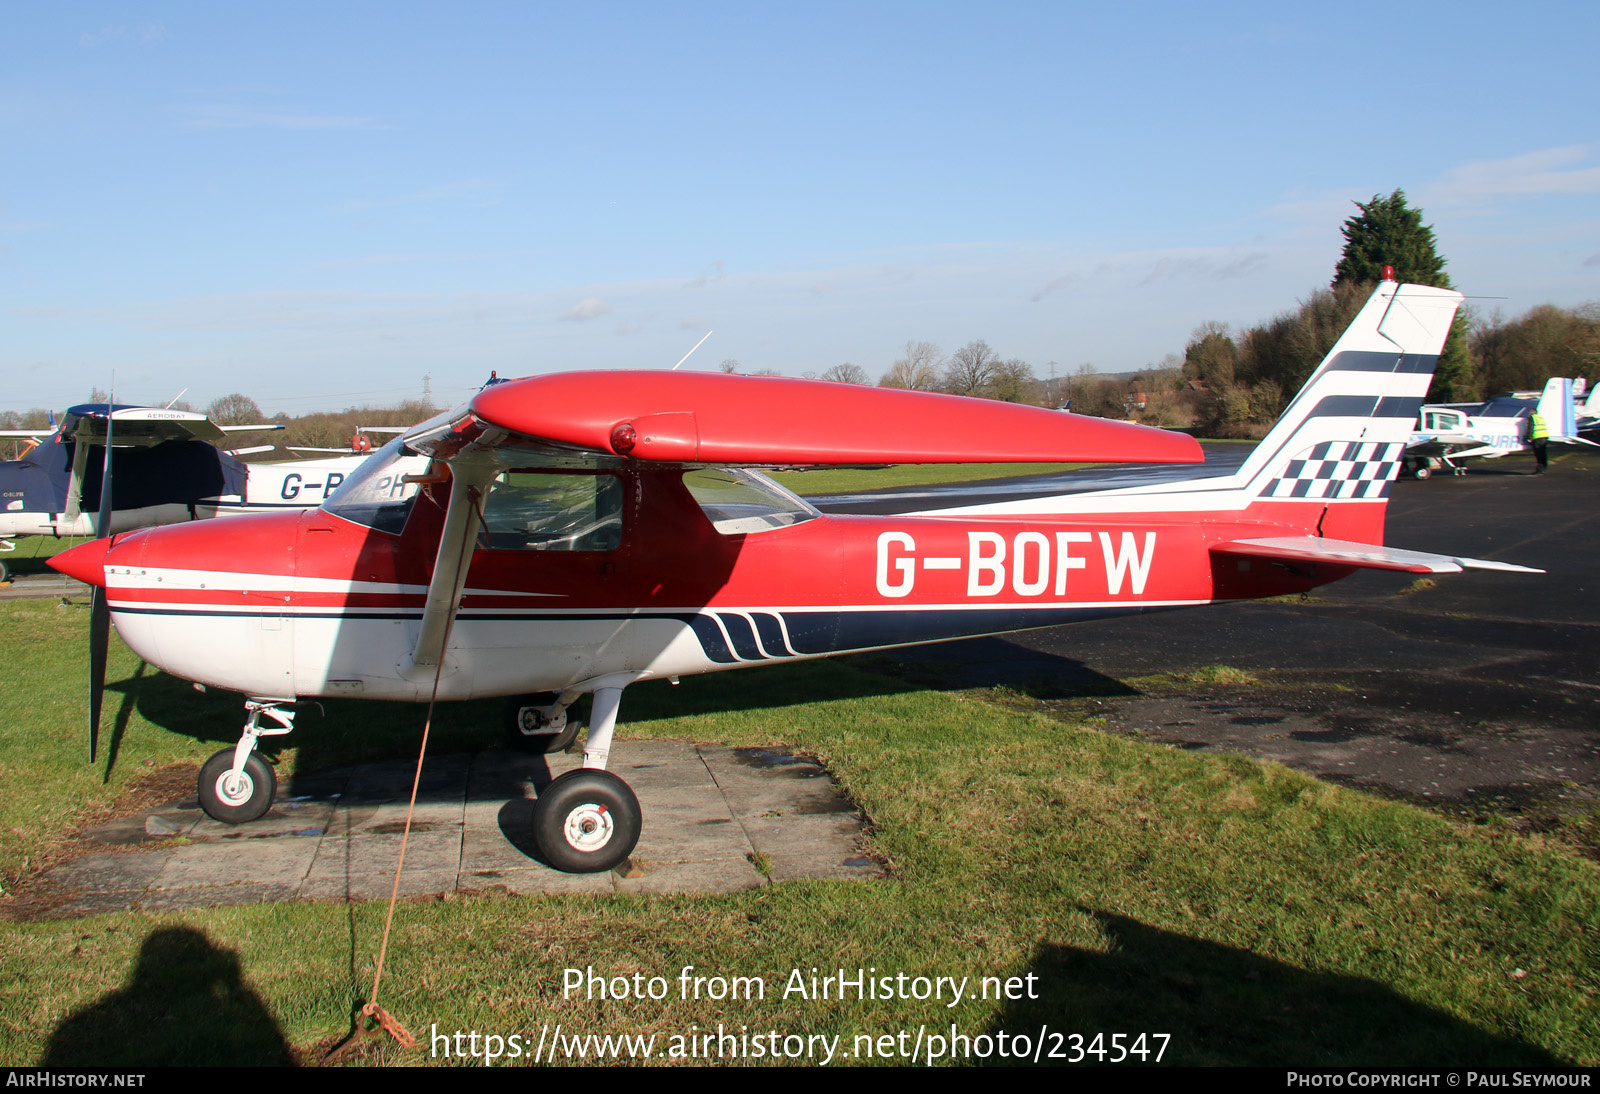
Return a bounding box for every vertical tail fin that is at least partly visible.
[1535,377,1579,441]
[931,281,1463,525]
[1235,281,1462,502]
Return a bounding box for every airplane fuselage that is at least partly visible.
[90,463,1363,703]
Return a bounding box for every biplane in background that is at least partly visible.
[53,281,1539,874]
[0,405,382,580]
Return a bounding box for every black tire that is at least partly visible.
[197,749,276,824]
[1413,466,1432,480]
[503,693,582,754]
[532,769,641,873]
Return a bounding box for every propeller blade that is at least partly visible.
[89,399,115,764]
[89,585,109,763]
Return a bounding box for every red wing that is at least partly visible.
[463,371,1202,465]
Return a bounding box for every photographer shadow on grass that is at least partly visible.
[42,925,296,1067]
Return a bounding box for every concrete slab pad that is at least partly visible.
[51,851,174,893]
[306,830,462,878]
[155,841,317,890]
[137,882,301,912]
[299,871,463,902]
[30,742,879,917]
[461,868,616,896]
[615,855,767,894]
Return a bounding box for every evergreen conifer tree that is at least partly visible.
[1333,190,1475,400]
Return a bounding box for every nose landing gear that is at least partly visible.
[196,701,295,824]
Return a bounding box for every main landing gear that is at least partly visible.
[197,701,295,824]
[525,686,641,874]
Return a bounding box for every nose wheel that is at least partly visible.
[195,700,296,824]
[532,769,641,873]
[198,750,276,824]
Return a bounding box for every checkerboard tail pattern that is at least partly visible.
[1261,440,1405,499]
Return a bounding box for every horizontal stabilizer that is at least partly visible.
[461,371,1204,466]
[1213,536,1544,575]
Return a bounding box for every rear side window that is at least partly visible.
[681,468,819,535]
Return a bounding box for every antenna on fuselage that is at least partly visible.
[671,330,714,371]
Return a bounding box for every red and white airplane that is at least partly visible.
[52,280,1537,873]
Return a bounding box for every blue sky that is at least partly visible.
[3,2,1597,413]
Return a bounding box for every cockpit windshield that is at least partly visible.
[321,438,432,534]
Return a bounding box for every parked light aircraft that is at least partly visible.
[0,404,376,580]
[52,281,1540,873]
[1403,377,1598,478]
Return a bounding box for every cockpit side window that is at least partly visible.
[478,471,622,552]
[681,468,820,535]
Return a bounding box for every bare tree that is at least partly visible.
[990,358,1036,403]
[942,340,1000,397]
[206,393,265,425]
[718,359,741,374]
[820,363,870,384]
[879,341,943,390]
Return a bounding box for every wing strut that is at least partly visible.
[60,436,91,533]
[407,460,497,672]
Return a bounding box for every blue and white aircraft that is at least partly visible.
[1403,377,1598,478]
[0,403,371,581]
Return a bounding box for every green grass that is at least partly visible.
[769,462,1096,496]
[1,602,1596,1066]
[0,536,91,580]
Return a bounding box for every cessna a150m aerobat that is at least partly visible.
[52,281,1539,873]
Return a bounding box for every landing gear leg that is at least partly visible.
[197,701,295,824]
[531,686,641,873]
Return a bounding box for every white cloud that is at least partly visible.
[1422,146,1600,209]
[185,104,385,130]
[1031,272,1079,303]
[333,180,493,215]
[80,24,167,47]
[310,254,426,271]
[560,297,611,321]
[685,259,725,288]
[1135,251,1268,286]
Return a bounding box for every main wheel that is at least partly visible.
[197,749,276,824]
[503,693,582,754]
[1413,465,1432,480]
[532,769,641,873]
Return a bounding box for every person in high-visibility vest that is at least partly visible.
[1526,409,1549,474]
